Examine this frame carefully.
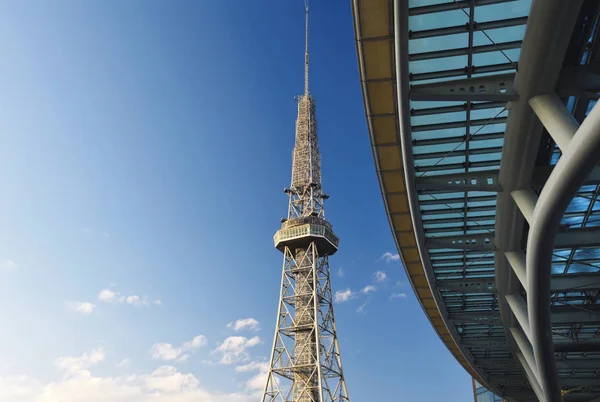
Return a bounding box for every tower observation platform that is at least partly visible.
[352,1,600,401]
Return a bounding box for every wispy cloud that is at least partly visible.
[337,267,344,278]
[356,300,368,314]
[390,292,407,300]
[236,361,270,391]
[0,260,18,271]
[150,335,207,362]
[1,348,267,401]
[68,301,96,316]
[214,336,260,365]
[381,252,400,262]
[334,289,355,303]
[98,289,118,302]
[97,287,160,308]
[373,271,387,283]
[361,285,376,294]
[115,358,131,368]
[55,348,105,376]
[227,318,260,332]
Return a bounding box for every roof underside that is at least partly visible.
[353,0,600,399]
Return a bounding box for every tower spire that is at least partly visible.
[304,0,309,95]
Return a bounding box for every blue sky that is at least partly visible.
[0,1,474,401]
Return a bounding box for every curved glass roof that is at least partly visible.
[407,0,600,397]
[354,0,600,398]
[406,0,531,395]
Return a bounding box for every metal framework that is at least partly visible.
[353,0,600,401]
[262,4,350,402]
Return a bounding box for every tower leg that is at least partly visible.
[261,242,350,402]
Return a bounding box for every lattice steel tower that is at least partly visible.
[260,3,350,402]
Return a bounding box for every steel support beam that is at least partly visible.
[450,306,600,324]
[531,165,600,188]
[426,233,495,250]
[408,0,517,16]
[415,170,501,192]
[555,226,600,248]
[409,73,517,101]
[556,62,600,96]
[438,272,600,294]
[409,17,527,40]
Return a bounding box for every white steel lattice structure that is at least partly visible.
[261,4,350,402]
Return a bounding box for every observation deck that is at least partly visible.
[274,216,339,256]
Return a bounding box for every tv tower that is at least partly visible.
[261,2,350,402]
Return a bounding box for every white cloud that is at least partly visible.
[235,361,269,391]
[234,362,268,373]
[373,271,387,283]
[150,335,207,362]
[0,362,258,402]
[0,259,18,271]
[115,358,131,368]
[97,287,157,308]
[214,336,260,365]
[98,289,118,302]
[356,301,368,314]
[337,267,344,278]
[126,295,144,307]
[390,292,407,300]
[182,335,208,350]
[55,348,105,376]
[68,302,96,316]
[334,289,355,303]
[381,252,400,262]
[227,318,260,332]
[150,344,181,361]
[362,285,376,294]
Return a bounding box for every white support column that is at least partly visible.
[510,327,540,388]
[514,352,545,401]
[530,93,579,151]
[506,294,532,340]
[521,95,600,402]
[511,189,537,224]
[505,251,527,290]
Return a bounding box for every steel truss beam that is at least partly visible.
[415,170,501,191]
[532,164,600,188]
[425,226,600,251]
[463,337,600,354]
[409,40,522,62]
[479,357,600,370]
[411,63,515,82]
[450,305,600,324]
[408,0,517,16]
[426,233,495,250]
[409,73,517,101]
[488,376,600,388]
[409,17,527,40]
[556,62,600,96]
[412,118,507,133]
[411,102,506,117]
[416,166,600,194]
[439,272,600,294]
